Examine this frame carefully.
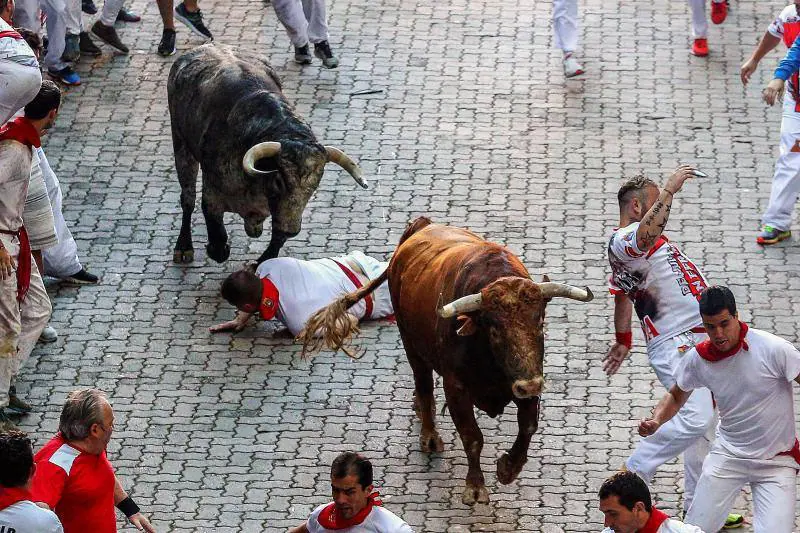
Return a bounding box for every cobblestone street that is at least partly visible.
[16,0,800,530]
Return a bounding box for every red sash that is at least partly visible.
[0,30,22,40]
[638,507,669,533]
[0,487,31,512]
[777,438,800,467]
[695,322,749,362]
[0,226,31,302]
[317,491,382,530]
[332,259,373,319]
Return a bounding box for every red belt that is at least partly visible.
[332,259,373,319]
[690,326,706,334]
[0,226,31,302]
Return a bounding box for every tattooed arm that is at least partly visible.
[635,165,699,251]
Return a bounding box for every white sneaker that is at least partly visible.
[38,326,58,344]
[563,55,585,78]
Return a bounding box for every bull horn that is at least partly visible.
[242,142,282,177]
[325,146,368,189]
[536,282,594,302]
[438,293,482,318]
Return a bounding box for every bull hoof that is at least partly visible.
[461,484,490,505]
[419,429,444,453]
[206,243,230,263]
[173,249,194,263]
[496,452,525,485]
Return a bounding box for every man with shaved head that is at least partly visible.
[603,166,742,530]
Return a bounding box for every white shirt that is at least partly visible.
[601,517,704,532]
[676,327,800,459]
[307,503,413,533]
[768,4,800,97]
[255,251,393,336]
[0,139,33,232]
[0,500,63,533]
[607,223,708,348]
[0,18,38,67]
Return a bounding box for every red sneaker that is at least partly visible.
[692,38,709,57]
[711,1,728,24]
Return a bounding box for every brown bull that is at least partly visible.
[299,217,593,504]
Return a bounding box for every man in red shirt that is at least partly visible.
[31,388,156,533]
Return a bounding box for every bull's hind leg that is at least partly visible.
[172,132,199,263]
[443,378,489,505]
[202,192,230,263]
[497,397,540,485]
[407,353,443,453]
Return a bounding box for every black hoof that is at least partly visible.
[173,249,194,263]
[206,242,230,263]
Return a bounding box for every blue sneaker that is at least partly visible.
[757,225,791,245]
[48,66,81,86]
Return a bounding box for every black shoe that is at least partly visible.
[294,44,312,64]
[79,31,102,56]
[82,0,97,14]
[314,40,338,68]
[116,8,141,23]
[62,33,80,62]
[157,28,177,57]
[174,2,213,40]
[7,386,32,415]
[91,21,129,54]
[61,268,99,285]
[0,410,18,430]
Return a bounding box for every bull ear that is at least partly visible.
[456,315,477,336]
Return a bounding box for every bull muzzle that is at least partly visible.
[512,377,543,399]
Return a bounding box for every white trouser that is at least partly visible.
[39,148,82,278]
[626,330,716,511]
[98,0,125,28]
[64,0,82,34]
[686,446,797,533]
[0,234,51,407]
[14,0,70,72]
[688,0,707,38]
[762,91,800,231]
[0,60,41,125]
[272,0,329,47]
[553,0,578,53]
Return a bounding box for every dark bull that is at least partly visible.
[167,44,366,265]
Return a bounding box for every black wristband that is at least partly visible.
[116,497,140,518]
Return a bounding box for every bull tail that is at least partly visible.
[297,267,390,360]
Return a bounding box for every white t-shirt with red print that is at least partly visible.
[768,3,800,102]
[607,223,708,349]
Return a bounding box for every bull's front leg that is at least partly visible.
[256,229,290,265]
[443,378,489,505]
[201,195,230,263]
[497,397,540,485]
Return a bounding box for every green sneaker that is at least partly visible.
[722,513,744,529]
[757,225,791,245]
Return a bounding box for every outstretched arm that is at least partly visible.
[209,311,253,333]
[741,31,781,85]
[638,385,692,437]
[635,165,699,251]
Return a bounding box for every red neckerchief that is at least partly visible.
[258,277,280,320]
[695,322,749,362]
[317,491,382,530]
[0,486,31,512]
[0,117,41,148]
[638,507,669,533]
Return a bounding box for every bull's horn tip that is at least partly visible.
[438,305,453,318]
[585,287,594,301]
